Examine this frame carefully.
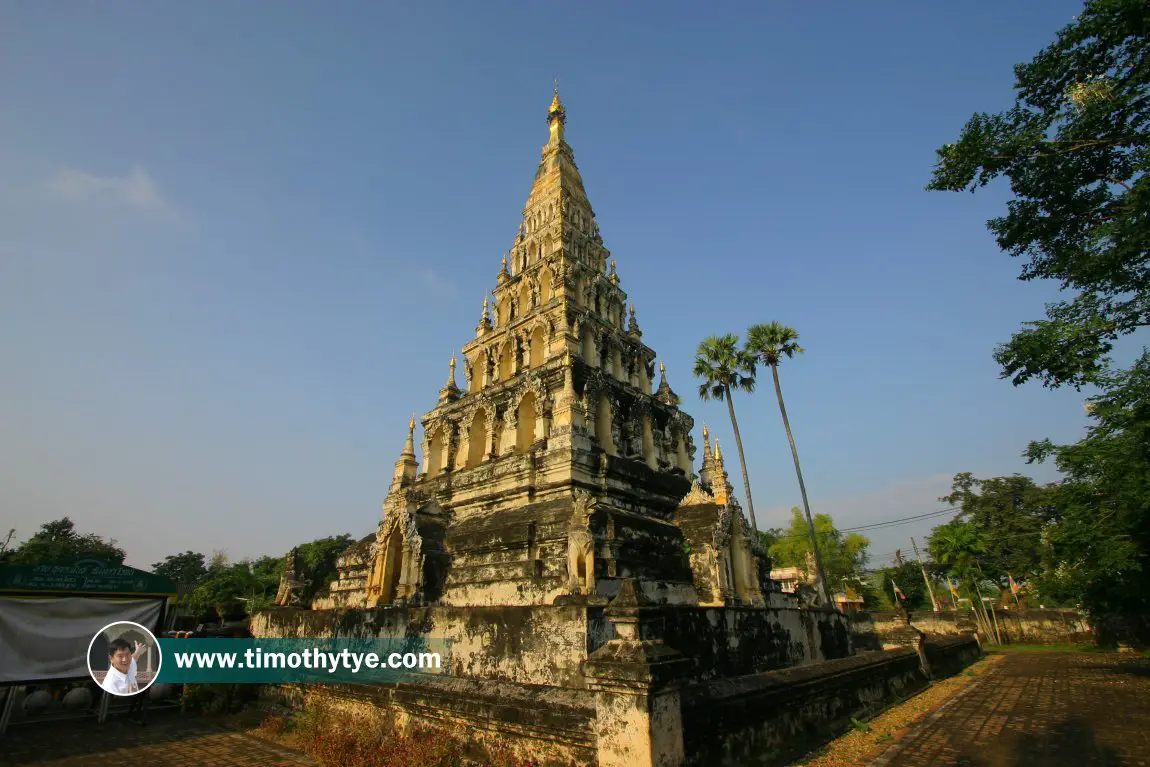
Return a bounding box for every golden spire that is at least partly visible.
[402,414,416,456]
[478,295,492,332]
[447,354,457,385]
[547,81,566,141]
[659,360,666,375]
[714,439,723,462]
[702,423,712,457]
[550,78,563,113]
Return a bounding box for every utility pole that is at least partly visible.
[911,537,940,612]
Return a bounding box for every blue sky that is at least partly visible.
[0,1,1104,570]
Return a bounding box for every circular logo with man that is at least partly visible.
[87,621,162,696]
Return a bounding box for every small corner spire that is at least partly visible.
[609,259,618,285]
[447,353,457,385]
[654,359,680,406]
[478,295,492,334]
[402,414,416,456]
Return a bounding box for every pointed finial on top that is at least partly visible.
[659,360,666,375]
[548,80,566,130]
[447,353,457,385]
[703,423,710,440]
[409,413,416,431]
[550,79,563,112]
[714,439,723,462]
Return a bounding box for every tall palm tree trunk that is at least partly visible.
[723,385,758,532]
[771,364,831,607]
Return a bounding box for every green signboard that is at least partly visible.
[0,558,177,596]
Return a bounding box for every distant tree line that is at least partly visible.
[0,517,354,623]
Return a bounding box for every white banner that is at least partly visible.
[0,597,162,683]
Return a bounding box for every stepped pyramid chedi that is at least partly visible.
[319,85,772,611]
[259,88,971,767]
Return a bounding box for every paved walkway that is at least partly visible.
[875,652,1150,767]
[0,712,314,766]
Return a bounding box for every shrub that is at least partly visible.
[180,685,232,714]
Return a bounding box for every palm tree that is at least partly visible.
[928,520,998,639]
[745,322,830,607]
[693,334,760,531]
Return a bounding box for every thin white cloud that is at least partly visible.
[415,268,457,297]
[43,166,167,211]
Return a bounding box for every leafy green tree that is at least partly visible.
[745,321,830,605]
[877,562,931,611]
[1026,359,1150,619]
[940,473,1059,586]
[769,508,870,588]
[693,334,759,530]
[928,0,1149,631]
[294,535,353,600]
[757,528,782,554]
[928,519,986,581]
[188,564,261,620]
[151,551,209,596]
[927,0,1148,391]
[3,518,125,565]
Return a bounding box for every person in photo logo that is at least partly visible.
[101,637,148,695]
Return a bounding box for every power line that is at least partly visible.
[766,506,961,541]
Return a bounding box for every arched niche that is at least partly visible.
[516,392,537,453]
[426,426,446,478]
[498,342,514,380]
[641,415,657,470]
[596,395,616,455]
[583,327,598,368]
[540,268,553,302]
[468,354,481,393]
[466,409,489,468]
[380,529,404,604]
[529,325,546,367]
